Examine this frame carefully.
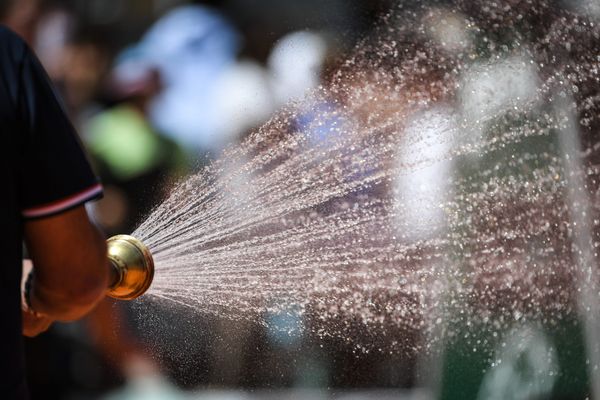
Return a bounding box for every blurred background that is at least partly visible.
[3,0,600,399]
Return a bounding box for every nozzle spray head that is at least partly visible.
[106,235,154,300]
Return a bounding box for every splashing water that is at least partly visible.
[132,0,600,362]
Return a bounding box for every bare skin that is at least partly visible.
[22,205,109,337]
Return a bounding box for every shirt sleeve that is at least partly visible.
[16,41,102,219]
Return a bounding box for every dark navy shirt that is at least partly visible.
[0,26,101,399]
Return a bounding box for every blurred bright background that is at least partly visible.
[3,0,600,399]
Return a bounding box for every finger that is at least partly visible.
[22,310,53,337]
[23,320,51,337]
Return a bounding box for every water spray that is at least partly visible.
[106,234,154,300]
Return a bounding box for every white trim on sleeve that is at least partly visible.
[22,183,103,218]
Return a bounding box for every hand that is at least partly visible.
[22,307,53,337]
[21,260,54,337]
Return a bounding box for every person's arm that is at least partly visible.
[24,206,109,323]
[4,28,108,335]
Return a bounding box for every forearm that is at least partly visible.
[26,222,110,321]
[28,262,109,321]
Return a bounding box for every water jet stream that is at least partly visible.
[129,2,600,389]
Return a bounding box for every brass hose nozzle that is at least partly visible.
[106,235,154,300]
